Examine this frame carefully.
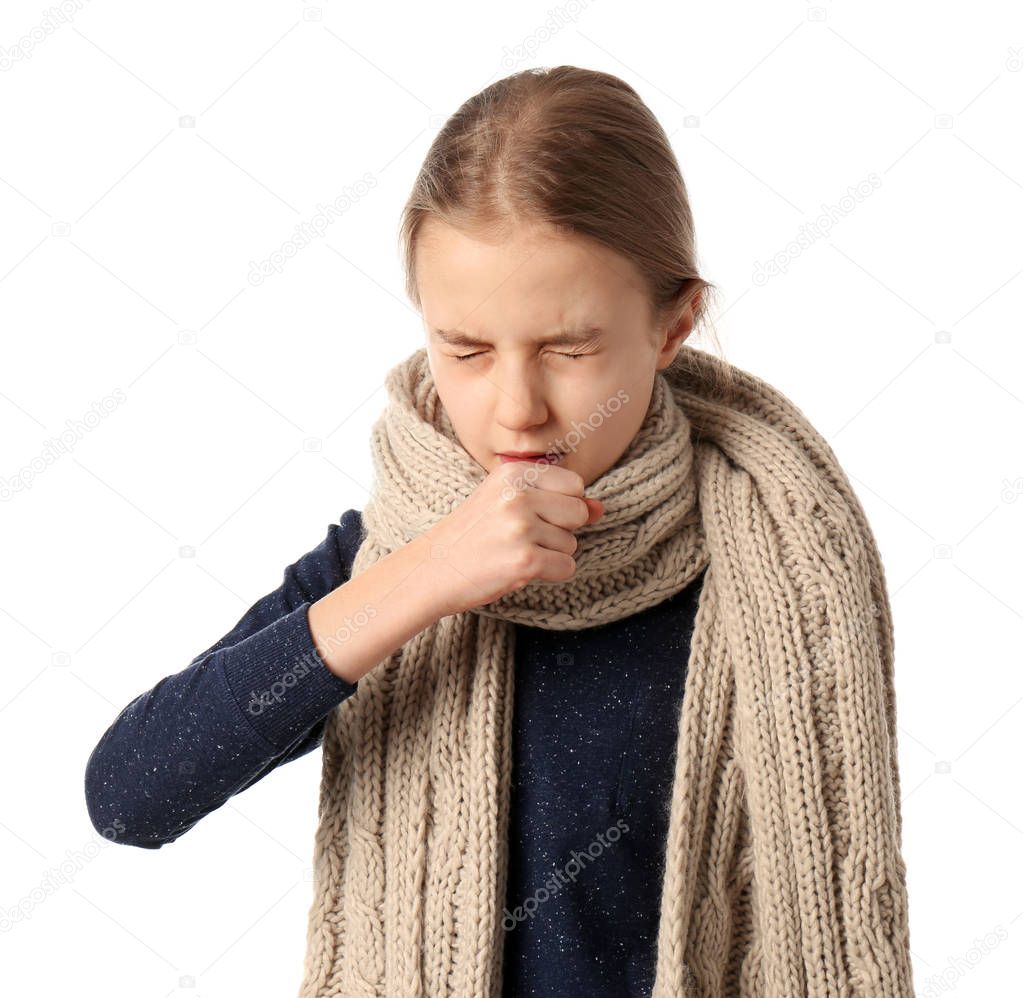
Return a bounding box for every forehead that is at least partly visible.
[415,219,648,334]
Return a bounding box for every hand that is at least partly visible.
[422,460,605,615]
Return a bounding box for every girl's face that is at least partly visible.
[416,220,696,488]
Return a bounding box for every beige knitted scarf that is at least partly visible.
[296,345,914,997]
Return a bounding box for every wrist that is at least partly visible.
[394,530,462,623]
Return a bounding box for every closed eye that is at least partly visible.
[453,351,589,362]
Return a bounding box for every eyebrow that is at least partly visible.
[431,326,604,349]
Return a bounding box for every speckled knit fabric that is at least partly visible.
[296,345,914,997]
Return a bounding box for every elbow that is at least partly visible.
[83,742,170,851]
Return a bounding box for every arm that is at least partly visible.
[305,525,453,684]
[84,511,365,849]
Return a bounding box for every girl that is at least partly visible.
[85,66,914,997]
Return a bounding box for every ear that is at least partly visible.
[654,288,701,371]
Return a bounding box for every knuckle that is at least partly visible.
[512,548,535,575]
[501,486,527,508]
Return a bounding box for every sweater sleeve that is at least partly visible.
[83,509,366,850]
[742,523,915,997]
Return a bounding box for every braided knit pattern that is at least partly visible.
[295,346,914,997]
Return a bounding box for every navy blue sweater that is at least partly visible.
[84,508,704,997]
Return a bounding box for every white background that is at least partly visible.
[1,1,1020,995]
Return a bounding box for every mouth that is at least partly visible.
[497,451,564,465]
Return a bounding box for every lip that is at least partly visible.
[497,451,563,465]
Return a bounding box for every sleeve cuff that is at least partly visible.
[219,601,359,751]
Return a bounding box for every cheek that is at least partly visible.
[435,389,483,442]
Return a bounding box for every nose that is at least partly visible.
[493,361,549,432]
